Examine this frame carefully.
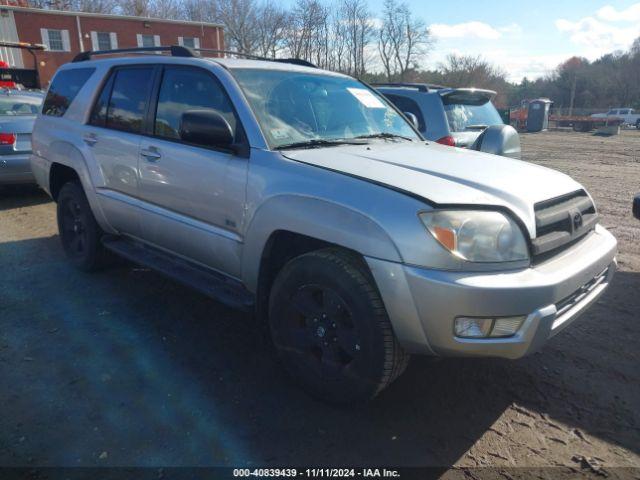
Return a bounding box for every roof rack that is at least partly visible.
[189,48,317,67]
[72,45,193,62]
[72,45,317,68]
[371,82,446,92]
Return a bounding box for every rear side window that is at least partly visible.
[384,94,425,131]
[89,67,154,134]
[42,68,95,117]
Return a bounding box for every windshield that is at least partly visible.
[0,94,43,116]
[442,96,503,132]
[230,68,419,148]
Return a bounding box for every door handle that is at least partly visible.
[83,133,97,146]
[141,147,161,161]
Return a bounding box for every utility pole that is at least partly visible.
[568,73,577,116]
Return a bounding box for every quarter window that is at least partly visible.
[90,67,154,134]
[42,68,95,117]
[154,66,237,143]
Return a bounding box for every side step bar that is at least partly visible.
[102,236,254,312]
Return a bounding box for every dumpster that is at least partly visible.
[527,98,552,132]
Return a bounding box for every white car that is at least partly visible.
[591,108,640,129]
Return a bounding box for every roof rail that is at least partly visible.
[72,45,317,68]
[72,45,195,62]
[371,82,446,92]
[193,49,317,67]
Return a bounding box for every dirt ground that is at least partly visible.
[0,129,639,475]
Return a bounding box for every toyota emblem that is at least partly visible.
[573,212,583,229]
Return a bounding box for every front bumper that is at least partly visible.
[0,153,34,184]
[367,224,617,359]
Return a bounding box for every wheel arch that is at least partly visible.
[45,140,114,233]
[242,195,403,317]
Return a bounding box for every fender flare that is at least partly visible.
[47,140,115,234]
[241,194,403,293]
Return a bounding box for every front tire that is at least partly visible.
[57,181,109,272]
[268,248,409,404]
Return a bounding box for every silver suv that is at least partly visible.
[31,47,617,403]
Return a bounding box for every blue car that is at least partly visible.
[634,194,640,219]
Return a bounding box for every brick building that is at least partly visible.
[0,4,224,86]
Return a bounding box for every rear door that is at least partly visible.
[137,64,249,277]
[84,65,157,236]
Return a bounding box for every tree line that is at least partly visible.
[31,0,434,80]
[28,0,640,110]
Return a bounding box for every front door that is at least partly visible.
[137,65,249,278]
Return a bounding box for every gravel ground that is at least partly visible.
[0,130,639,474]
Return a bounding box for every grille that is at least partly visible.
[532,190,597,257]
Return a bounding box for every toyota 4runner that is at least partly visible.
[31,46,617,404]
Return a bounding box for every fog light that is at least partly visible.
[454,317,492,338]
[454,316,526,339]
[490,316,525,337]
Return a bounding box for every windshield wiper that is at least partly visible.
[354,132,414,141]
[464,124,488,130]
[276,138,364,150]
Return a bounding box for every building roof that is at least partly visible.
[0,5,223,28]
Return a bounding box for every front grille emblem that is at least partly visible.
[572,212,583,229]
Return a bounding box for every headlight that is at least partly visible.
[419,210,529,263]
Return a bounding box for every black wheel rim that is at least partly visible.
[281,284,361,378]
[61,198,87,256]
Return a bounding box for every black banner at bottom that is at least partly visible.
[0,467,638,480]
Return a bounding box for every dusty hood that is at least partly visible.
[282,141,584,238]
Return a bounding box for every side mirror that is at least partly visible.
[472,124,521,160]
[179,109,234,150]
[404,111,419,130]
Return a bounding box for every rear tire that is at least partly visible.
[57,181,109,272]
[268,248,409,404]
[636,119,640,130]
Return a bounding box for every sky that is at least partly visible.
[283,0,640,82]
[411,0,640,81]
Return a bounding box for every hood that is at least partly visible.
[282,141,584,238]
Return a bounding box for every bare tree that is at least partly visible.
[117,0,151,16]
[76,0,118,12]
[378,0,432,81]
[255,3,290,58]
[181,0,216,22]
[210,0,260,53]
[339,0,373,76]
[285,0,330,66]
